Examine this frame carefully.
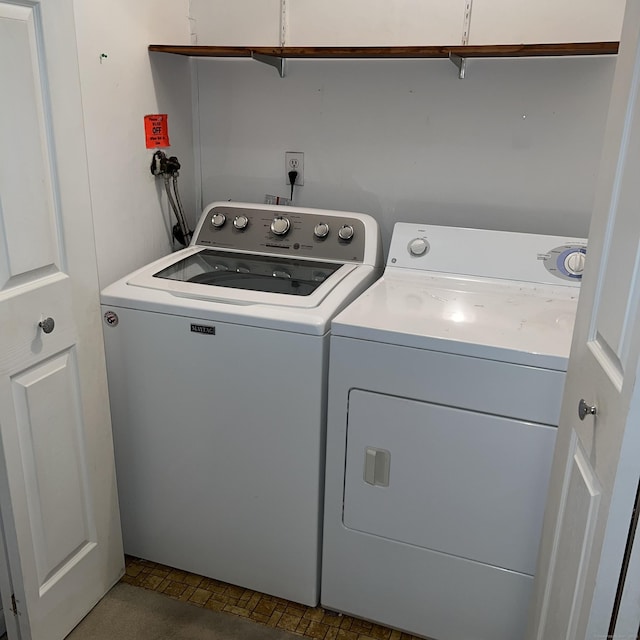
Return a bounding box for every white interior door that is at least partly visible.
[527,2,640,639]
[0,2,124,639]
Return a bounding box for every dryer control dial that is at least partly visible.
[211,212,226,228]
[338,224,355,241]
[408,237,429,256]
[544,244,587,281]
[564,251,586,276]
[233,215,249,230]
[314,222,330,238]
[271,216,291,236]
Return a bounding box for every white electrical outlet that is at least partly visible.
[285,152,304,186]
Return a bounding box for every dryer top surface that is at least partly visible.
[332,223,586,369]
[333,271,579,369]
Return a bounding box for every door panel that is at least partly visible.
[592,105,640,373]
[12,350,97,592]
[542,435,601,640]
[0,4,60,289]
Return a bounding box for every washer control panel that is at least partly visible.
[388,223,587,286]
[194,203,369,263]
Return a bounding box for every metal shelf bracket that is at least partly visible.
[452,0,473,79]
[252,52,286,77]
[449,52,467,79]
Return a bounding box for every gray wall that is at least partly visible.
[195,55,615,251]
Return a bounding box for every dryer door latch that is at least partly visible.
[364,447,390,487]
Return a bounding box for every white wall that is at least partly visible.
[195,56,615,251]
[73,1,195,287]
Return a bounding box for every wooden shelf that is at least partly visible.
[149,42,619,59]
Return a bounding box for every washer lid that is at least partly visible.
[331,271,580,370]
[152,249,342,297]
[125,246,359,310]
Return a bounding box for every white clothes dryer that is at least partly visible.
[321,223,586,640]
[101,202,381,606]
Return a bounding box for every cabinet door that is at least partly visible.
[469,0,625,45]
[288,0,466,46]
[190,0,281,46]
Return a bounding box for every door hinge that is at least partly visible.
[11,593,18,615]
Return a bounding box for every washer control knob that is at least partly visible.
[564,251,586,276]
[408,237,429,256]
[233,215,249,230]
[338,224,354,241]
[271,216,291,236]
[211,212,226,228]
[314,222,330,239]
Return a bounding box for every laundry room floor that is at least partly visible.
[123,556,425,640]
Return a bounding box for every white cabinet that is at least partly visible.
[469,0,625,45]
[189,0,467,47]
[188,0,624,49]
[190,0,281,46]
[287,0,466,47]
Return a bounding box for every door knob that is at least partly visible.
[578,398,597,420]
[38,317,55,334]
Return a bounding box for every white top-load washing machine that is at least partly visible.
[321,223,586,640]
[101,201,381,606]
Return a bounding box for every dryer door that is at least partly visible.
[343,389,556,576]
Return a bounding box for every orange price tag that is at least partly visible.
[144,114,170,149]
